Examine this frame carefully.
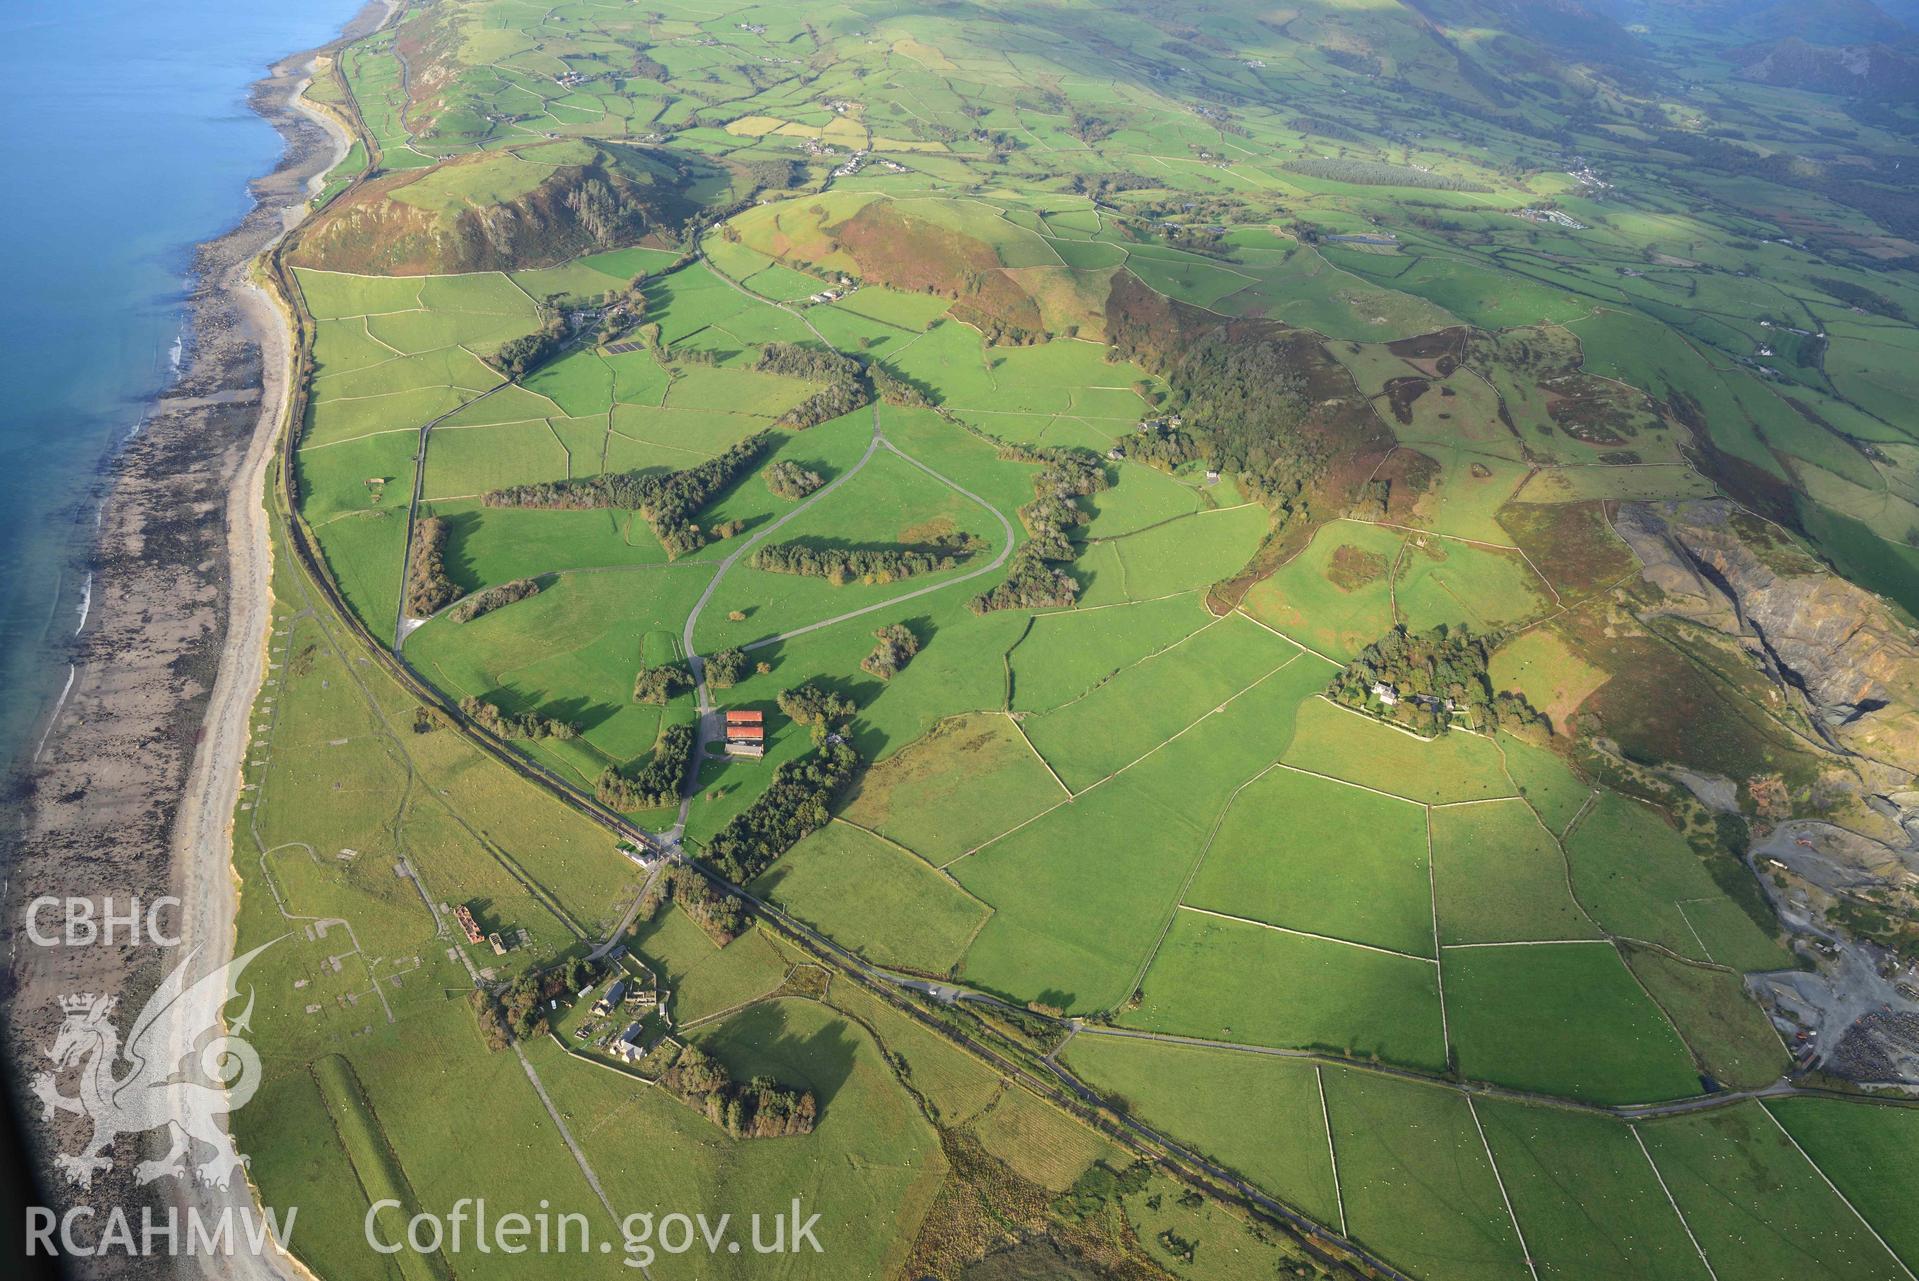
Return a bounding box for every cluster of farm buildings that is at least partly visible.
[724,708,765,759]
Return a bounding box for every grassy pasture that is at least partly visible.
[1240,521,1404,662]
[240,1067,409,1281]
[1081,464,1209,539]
[343,1009,610,1281]
[1061,1037,1342,1228]
[955,655,1329,1012]
[527,995,946,1281]
[1627,949,1786,1091]
[1185,766,1433,957]
[754,820,990,975]
[1489,624,1609,736]
[1126,911,1446,1069]
[1022,613,1300,792]
[691,444,1004,652]
[1322,1070,1531,1281]
[1771,1099,1919,1270]
[1474,1101,1712,1281]
[1392,536,1553,633]
[426,502,668,589]
[825,981,1003,1127]
[840,714,1064,864]
[309,1055,444,1281]
[1640,1103,1910,1281]
[1444,942,1701,1104]
[1282,698,1515,805]
[1566,794,1789,972]
[1431,800,1598,944]
[308,511,407,647]
[1006,592,1211,713]
[1495,736,1590,836]
[408,568,708,782]
[1075,504,1270,606]
[1393,451,1533,546]
[627,906,790,1025]
[965,1084,1119,1192]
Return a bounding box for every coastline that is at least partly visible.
[1,2,388,1269]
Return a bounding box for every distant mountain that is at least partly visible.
[1594,0,1913,44]
[1410,0,1644,61]
[1420,0,1642,59]
[1735,34,1919,100]
[1878,0,1919,30]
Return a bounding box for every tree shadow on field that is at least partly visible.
[440,510,486,592]
[490,683,622,736]
[538,693,624,735]
[1032,988,1077,1015]
[703,1001,862,1114]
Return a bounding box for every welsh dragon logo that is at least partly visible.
[32,939,278,1190]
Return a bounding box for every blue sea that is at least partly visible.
[0,0,364,774]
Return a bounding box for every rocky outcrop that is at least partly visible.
[1616,499,1919,771]
[290,142,696,275]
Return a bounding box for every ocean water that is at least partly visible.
[0,0,364,774]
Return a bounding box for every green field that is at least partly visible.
[1771,1099,1919,1269]
[839,713,1065,863]
[1475,1102,1711,1281]
[1126,910,1447,1069]
[1640,1104,1911,1281]
[755,820,990,975]
[1185,766,1434,957]
[1567,794,1791,972]
[1061,1037,1343,1228]
[1282,698,1516,805]
[1322,1070,1530,1281]
[1443,942,1701,1103]
[1431,800,1600,944]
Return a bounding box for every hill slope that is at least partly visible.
[291,140,713,275]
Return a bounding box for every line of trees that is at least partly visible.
[968,544,1081,614]
[758,341,874,429]
[659,1043,817,1139]
[1284,157,1493,192]
[861,624,919,680]
[750,533,983,585]
[448,577,540,623]
[871,364,934,408]
[484,432,770,558]
[595,724,693,810]
[404,516,459,618]
[755,342,862,382]
[706,740,860,884]
[968,444,1107,613]
[763,459,824,501]
[1011,446,1109,561]
[493,316,567,379]
[459,694,578,741]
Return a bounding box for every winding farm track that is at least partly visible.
[669,407,1017,836]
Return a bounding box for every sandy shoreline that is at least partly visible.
[1,2,389,1272]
